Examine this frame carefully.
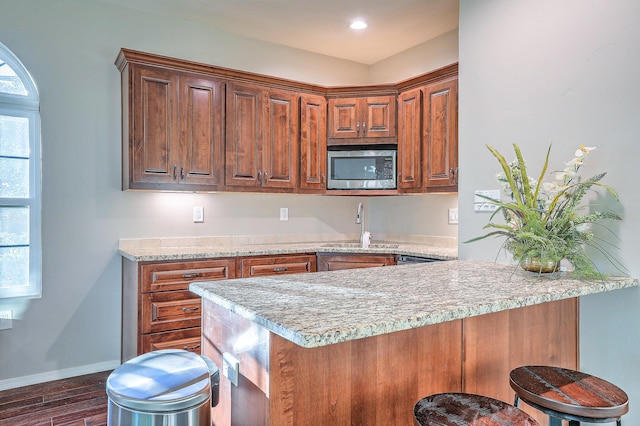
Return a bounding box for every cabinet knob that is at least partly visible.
[182,306,200,312]
[273,267,288,273]
[455,167,459,184]
[449,168,455,183]
[321,173,326,185]
[257,170,262,184]
[173,166,177,181]
[363,122,367,135]
[356,121,360,136]
[181,167,186,181]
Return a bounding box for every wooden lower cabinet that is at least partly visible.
[121,257,236,362]
[202,298,577,426]
[122,254,317,362]
[316,252,397,271]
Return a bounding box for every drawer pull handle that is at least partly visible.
[273,267,288,273]
[184,344,201,351]
[182,307,200,312]
[182,273,201,279]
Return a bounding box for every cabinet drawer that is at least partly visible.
[141,258,236,293]
[141,291,201,333]
[240,254,316,277]
[140,327,202,354]
[316,253,397,272]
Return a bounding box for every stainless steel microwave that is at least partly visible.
[327,148,397,190]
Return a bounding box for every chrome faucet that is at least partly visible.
[355,203,371,248]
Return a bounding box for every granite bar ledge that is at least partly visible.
[190,259,638,348]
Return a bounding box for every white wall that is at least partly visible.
[459,0,640,423]
[0,0,458,385]
[370,29,459,84]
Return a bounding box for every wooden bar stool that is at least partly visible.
[414,392,540,425]
[510,366,629,426]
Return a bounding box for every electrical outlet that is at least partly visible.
[474,190,500,212]
[193,206,204,223]
[0,310,12,330]
[448,208,459,224]
[222,352,240,386]
[280,207,288,221]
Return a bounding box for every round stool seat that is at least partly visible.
[414,392,540,425]
[510,366,629,423]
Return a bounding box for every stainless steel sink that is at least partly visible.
[320,242,399,249]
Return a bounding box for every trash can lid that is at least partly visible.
[107,349,212,412]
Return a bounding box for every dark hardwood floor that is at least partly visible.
[0,370,111,426]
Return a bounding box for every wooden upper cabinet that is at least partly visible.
[123,64,224,191]
[327,96,396,144]
[299,94,327,193]
[225,82,299,190]
[424,77,458,192]
[397,88,423,192]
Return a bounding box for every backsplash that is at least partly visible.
[119,233,458,250]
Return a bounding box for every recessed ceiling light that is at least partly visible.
[349,19,368,30]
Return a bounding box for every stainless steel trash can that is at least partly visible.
[106,349,219,426]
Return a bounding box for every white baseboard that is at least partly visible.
[0,359,120,391]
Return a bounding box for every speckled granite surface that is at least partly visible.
[189,259,638,348]
[118,241,458,262]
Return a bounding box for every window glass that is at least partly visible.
[0,61,28,96]
[0,42,40,299]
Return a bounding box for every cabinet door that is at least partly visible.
[262,89,299,189]
[316,253,397,271]
[397,88,423,191]
[225,82,263,187]
[179,74,225,189]
[327,97,359,139]
[129,65,180,188]
[299,94,327,192]
[362,96,396,139]
[240,254,317,277]
[424,77,458,191]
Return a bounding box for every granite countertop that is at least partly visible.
[189,259,638,348]
[118,240,458,262]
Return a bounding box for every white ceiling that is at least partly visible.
[102,0,459,65]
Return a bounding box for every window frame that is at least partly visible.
[0,42,41,299]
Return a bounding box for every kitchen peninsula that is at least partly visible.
[189,260,637,425]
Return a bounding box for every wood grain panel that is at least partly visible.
[463,298,579,426]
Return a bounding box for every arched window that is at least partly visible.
[0,42,41,298]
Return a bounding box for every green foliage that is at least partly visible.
[466,144,622,279]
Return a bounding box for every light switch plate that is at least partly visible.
[474,190,500,212]
[0,310,12,330]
